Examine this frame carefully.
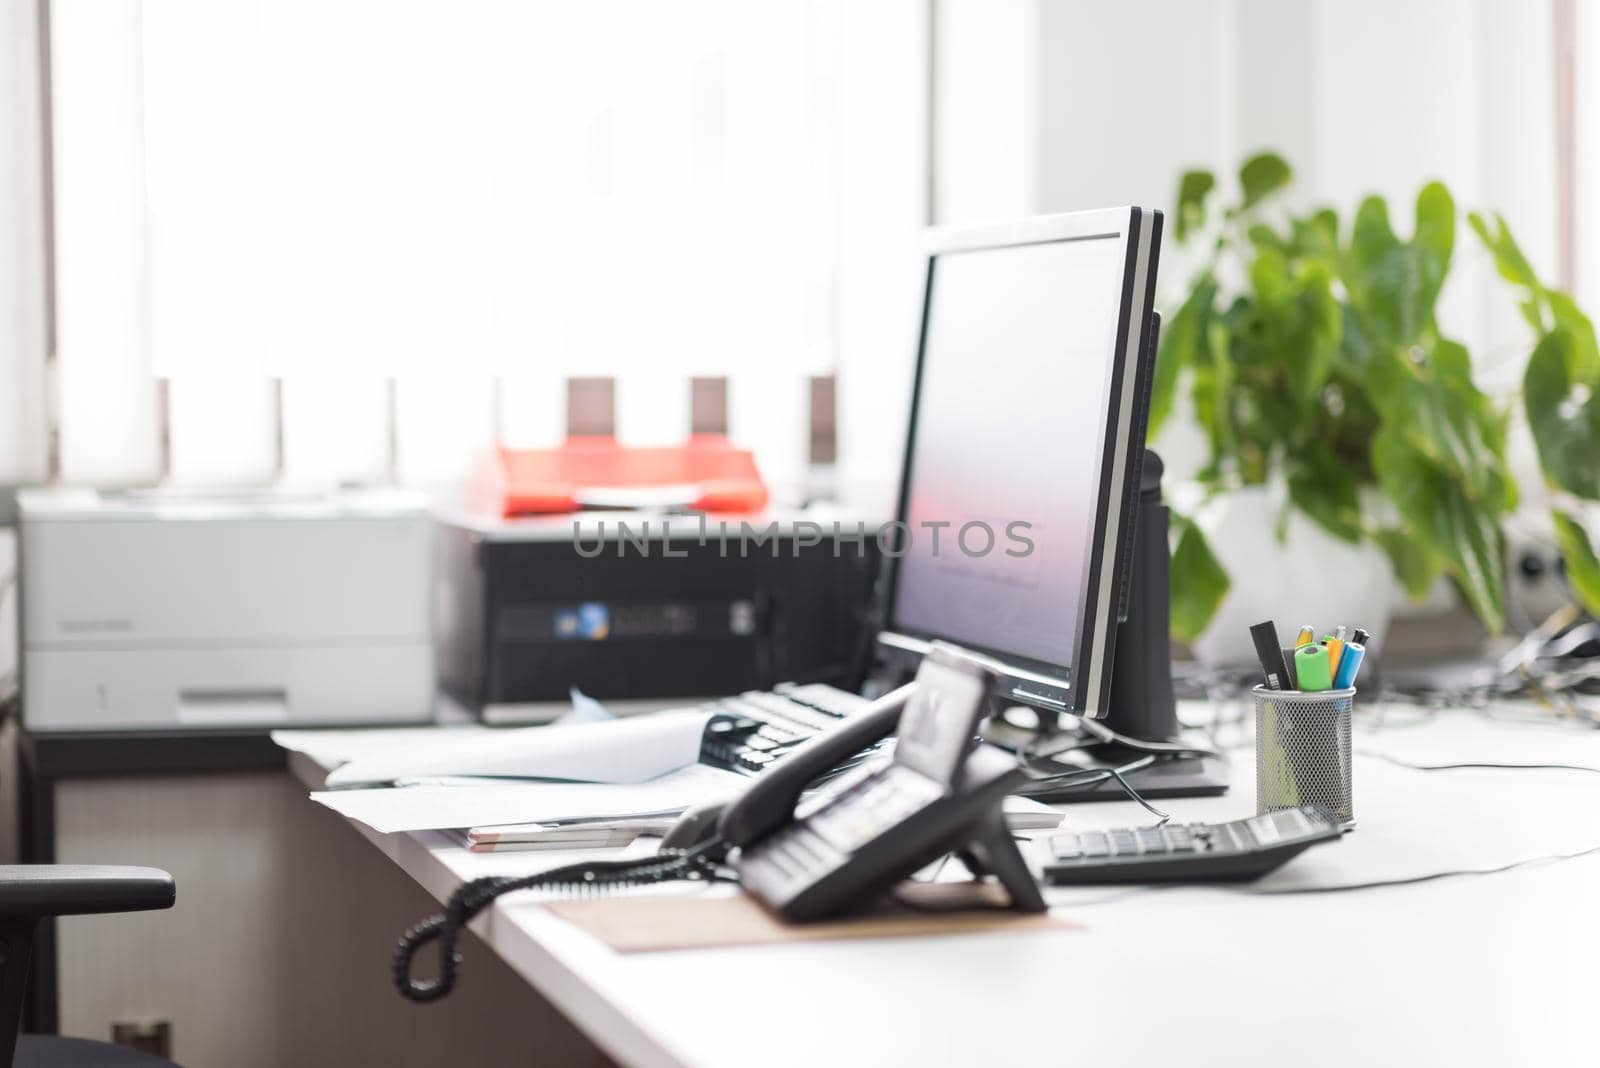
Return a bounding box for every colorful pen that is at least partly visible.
[1323,635,1344,679]
[1295,625,1316,647]
[1334,640,1366,689]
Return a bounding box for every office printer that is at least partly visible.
[434,510,879,722]
[18,487,434,732]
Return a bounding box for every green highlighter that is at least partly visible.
[1293,643,1333,691]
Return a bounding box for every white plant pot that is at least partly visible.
[1187,486,1394,666]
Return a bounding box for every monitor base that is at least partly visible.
[1043,747,1230,803]
[980,716,1232,803]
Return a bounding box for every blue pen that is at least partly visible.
[1334,640,1365,689]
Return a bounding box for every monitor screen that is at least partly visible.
[885,223,1146,703]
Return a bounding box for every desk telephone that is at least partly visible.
[393,645,1044,1002]
[713,647,1045,921]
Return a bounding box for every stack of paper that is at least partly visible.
[317,710,714,788]
[309,763,747,835]
[276,712,1064,847]
[275,706,738,839]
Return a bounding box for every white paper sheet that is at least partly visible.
[562,687,616,724]
[311,763,747,834]
[272,725,492,770]
[271,689,618,772]
[311,710,714,788]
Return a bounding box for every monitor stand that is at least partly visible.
[983,449,1229,802]
[1079,448,1228,800]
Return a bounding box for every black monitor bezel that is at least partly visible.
[876,207,1162,718]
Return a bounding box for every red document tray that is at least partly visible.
[475,436,769,516]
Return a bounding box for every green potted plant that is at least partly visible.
[1153,153,1518,659]
[1471,214,1600,618]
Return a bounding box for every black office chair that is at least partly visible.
[0,867,177,1068]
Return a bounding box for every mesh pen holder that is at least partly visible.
[1254,685,1355,828]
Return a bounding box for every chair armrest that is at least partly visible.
[0,866,174,920]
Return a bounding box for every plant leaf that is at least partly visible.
[1365,338,1513,506]
[1238,153,1291,212]
[1409,181,1455,329]
[1464,211,1599,505]
[1467,210,1543,295]
[1553,509,1600,616]
[1524,328,1600,499]
[1336,304,1377,375]
[1345,186,1455,348]
[1544,290,1600,380]
[1175,170,1216,243]
[1373,527,1443,598]
[1150,275,1215,438]
[1372,430,1507,632]
[1286,441,1363,543]
[1187,306,1238,478]
[1169,518,1231,642]
[1289,208,1339,261]
[1286,261,1341,403]
[1346,196,1406,346]
[1235,252,1340,406]
[1246,224,1287,255]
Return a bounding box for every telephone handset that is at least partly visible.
[718,644,1047,922]
[393,644,1043,1003]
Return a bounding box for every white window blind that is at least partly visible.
[47,0,929,502]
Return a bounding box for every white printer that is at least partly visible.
[18,487,434,732]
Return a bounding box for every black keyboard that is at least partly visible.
[699,683,872,775]
[1041,805,1343,884]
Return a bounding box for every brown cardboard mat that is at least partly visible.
[543,883,1077,953]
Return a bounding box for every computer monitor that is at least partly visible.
[877,207,1162,719]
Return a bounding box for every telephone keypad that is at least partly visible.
[807,765,945,856]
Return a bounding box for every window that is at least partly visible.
[46,0,928,501]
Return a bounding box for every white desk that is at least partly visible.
[293,702,1600,1068]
